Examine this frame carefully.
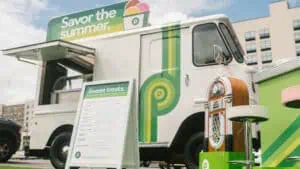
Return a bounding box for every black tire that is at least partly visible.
[0,139,14,163]
[50,132,71,169]
[140,161,151,167]
[184,132,204,169]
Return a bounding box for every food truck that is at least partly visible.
[254,59,300,168]
[198,60,300,169]
[2,1,256,169]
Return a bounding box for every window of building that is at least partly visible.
[260,39,271,51]
[245,31,256,41]
[295,31,300,43]
[293,19,300,30]
[246,54,258,65]
[246,42,256,53]
[259,28,270,39]
[261,51,273,63]
[296,44,300,56]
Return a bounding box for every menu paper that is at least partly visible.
[66,80,138,169]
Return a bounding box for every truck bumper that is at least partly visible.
[25,148,49,158]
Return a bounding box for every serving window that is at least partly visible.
[2,40,96,105]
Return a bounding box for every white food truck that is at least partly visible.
[2,2,256,169]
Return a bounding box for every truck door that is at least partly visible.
[139,26,182,145]
[181,23,233,113]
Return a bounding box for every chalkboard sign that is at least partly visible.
[65,79,139,169]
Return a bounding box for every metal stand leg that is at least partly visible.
[287,156,300,161]
[227,105,268,168]
[244,121,253,169]
[228,121,254,168]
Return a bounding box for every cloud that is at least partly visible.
[0,0,47,104]
[146,0,232,24]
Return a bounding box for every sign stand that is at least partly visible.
[65,79,139,169]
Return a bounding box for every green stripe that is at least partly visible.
[162,27,169,70]
[139,25,181,142]
[262,116,300,163]
[277,146,300,167]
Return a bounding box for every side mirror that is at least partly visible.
[213,44,226,65]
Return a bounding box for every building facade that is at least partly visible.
[0,104,3,116]
[1,103,25,127]
[233,0,300,68]
[0,100,35,134]
[23,100,35,134]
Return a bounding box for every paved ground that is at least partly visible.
[0,159,164,169]
[0,151,53,169]
[0,159,53,169]
[0,152,164,169]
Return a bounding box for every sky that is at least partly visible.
[0,0,299,104]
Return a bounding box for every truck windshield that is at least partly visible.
[193,23,231,66]
[219,23,244,63]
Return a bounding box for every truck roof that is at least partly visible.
[254,58,300,83]
[2,14,240,65]
[73,14,230,42]
[47,0,229,39]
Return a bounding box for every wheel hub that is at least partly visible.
[60,145,69,161]
[0,143,9,158]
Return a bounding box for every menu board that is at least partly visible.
[66,79,138,169]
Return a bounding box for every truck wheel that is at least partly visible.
[184,132,204,169]
[140,161,151,167]
[0,139,14,163]
[50,132,71,169]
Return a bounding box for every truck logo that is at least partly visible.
[132,17,140,25]
[75,151,81,159]
[202,159,210,169]
[139,25,181,142]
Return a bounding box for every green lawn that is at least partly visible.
[0,167,41,169]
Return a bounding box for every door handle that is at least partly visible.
[185,74,190,86]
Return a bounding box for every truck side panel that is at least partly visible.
[30,104,76,149]
[88,35,141,82]
[139,26,205,145]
